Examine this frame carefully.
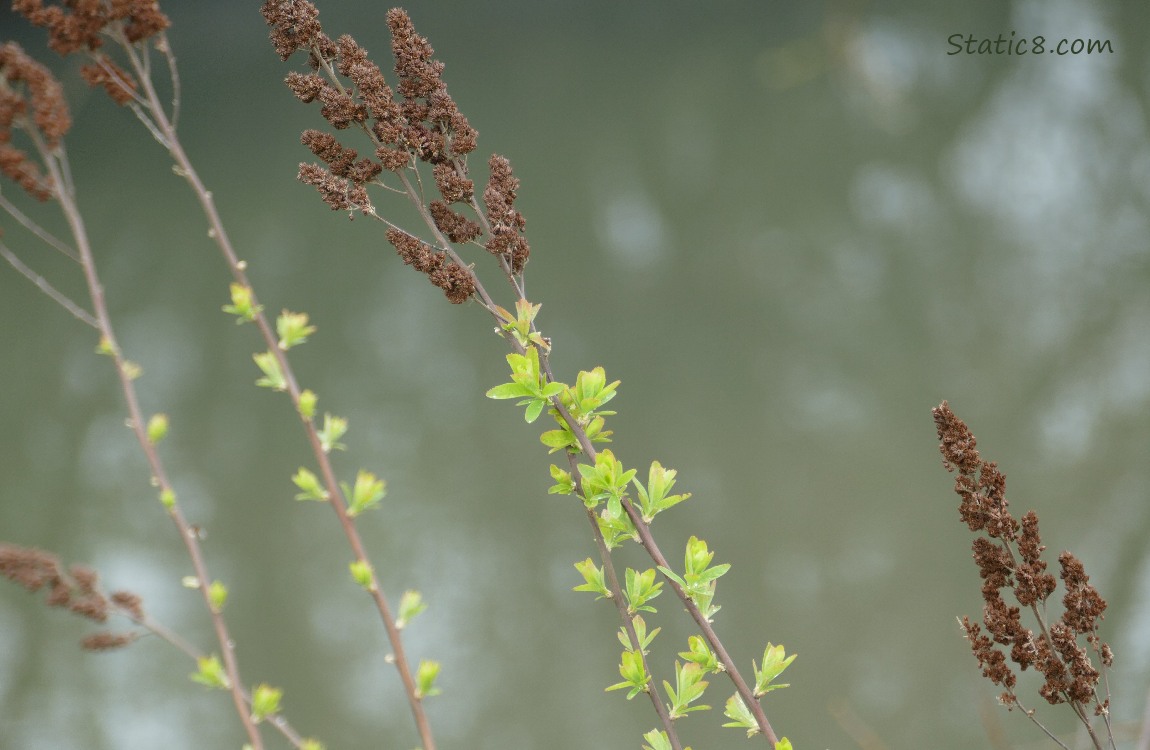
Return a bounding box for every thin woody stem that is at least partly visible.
[567,454,685,750]
[534,346,779,744]
[28,126,266,750]
[118,32,438,750]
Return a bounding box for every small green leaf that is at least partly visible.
[624,567,663,614]
[485,382,532,400]
[775,739,794,750]
[605,649,649,700]
[276,310,316,350]
[548,464,575,495]
[318,413,348,453]
[722,693,759,737]
[191,654,229,689]
[416,660,442,698]
[663,661,710,719]
[250,683,283,723]
[146,413,169,444]
[642,729,673,750]
[253,350,287,391]
[573,558,611,599]
[292,467,328,502]
[617,615,660,653]
[397,590,427,629]
[160,488,176,510]
[679,634,721,673]
[524,398,545,423]
[342,469,386,517]
[753,643,796,697]
[222,283,261,323]
[298,389,317,421]
[208,580,228,613]
[349,560,373,590]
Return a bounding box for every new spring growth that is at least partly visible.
[573,558,611,600]
[752,644,796,697]
[253,350,287,391]
[276,310,316,350]
[318,412,348,452]
[207,580,228,613]
[642,729,691,750]
[415,660,442,698]
[298,389,318,421]
[606,649,650,700]
[540,367,618,453]
[191,654,229,690]
[396,590,427,629]
[250,683,283,723]
[623,568,663,615]
[619,616,660,653]
[222,283,261,323]
[341,469,386,517]
[292,467,328,502]
[658,536,730,621]
[485,345,564,423]
[349,560,373,590]
[664,661,710,719]
[146,413,169,444]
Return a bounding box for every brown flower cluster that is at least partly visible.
[933,401,1111,715]
[11,0,168,107]
[483,154,530,273]
[0,42,69,201]
[386,227,475,304]
[12,0,169,55]
[263,3,533,301]
[0,543,144,651]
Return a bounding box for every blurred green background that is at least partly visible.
[1,1,1148,748]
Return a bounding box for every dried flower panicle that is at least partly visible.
[386,227,475,304]
[78,56,138,106]
[0,543,146,651]
[81,630,138,651]
[263,3,533,303]
[12,0,170,55]
[11,0,168,106]
[933,401,1112,726]
[0,42,70,201]
[483,154,530,273]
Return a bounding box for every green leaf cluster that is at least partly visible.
[415,660,441,698]
[485,346,564,423]
[752,643,796,697]
[250,683,283,723]
[222,283,261,323]
[623,568,663,615]
[678,635,720,673]
[617,615,660,653]
[396,590,427,629]
[605,649,649,700]
[341,469,386,516]
[539,367,618,453]
[658,536,729,621]
[572,558,610,600]
[663,661,710,719]
[191,654,229,689]
[632,461,690,523]
[276,310,316,350]
[494,299,551,351]
[253,350,286,391]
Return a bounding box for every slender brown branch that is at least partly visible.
[24,126,266,749]
[120,30,437,750]
[567,453,684,750]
